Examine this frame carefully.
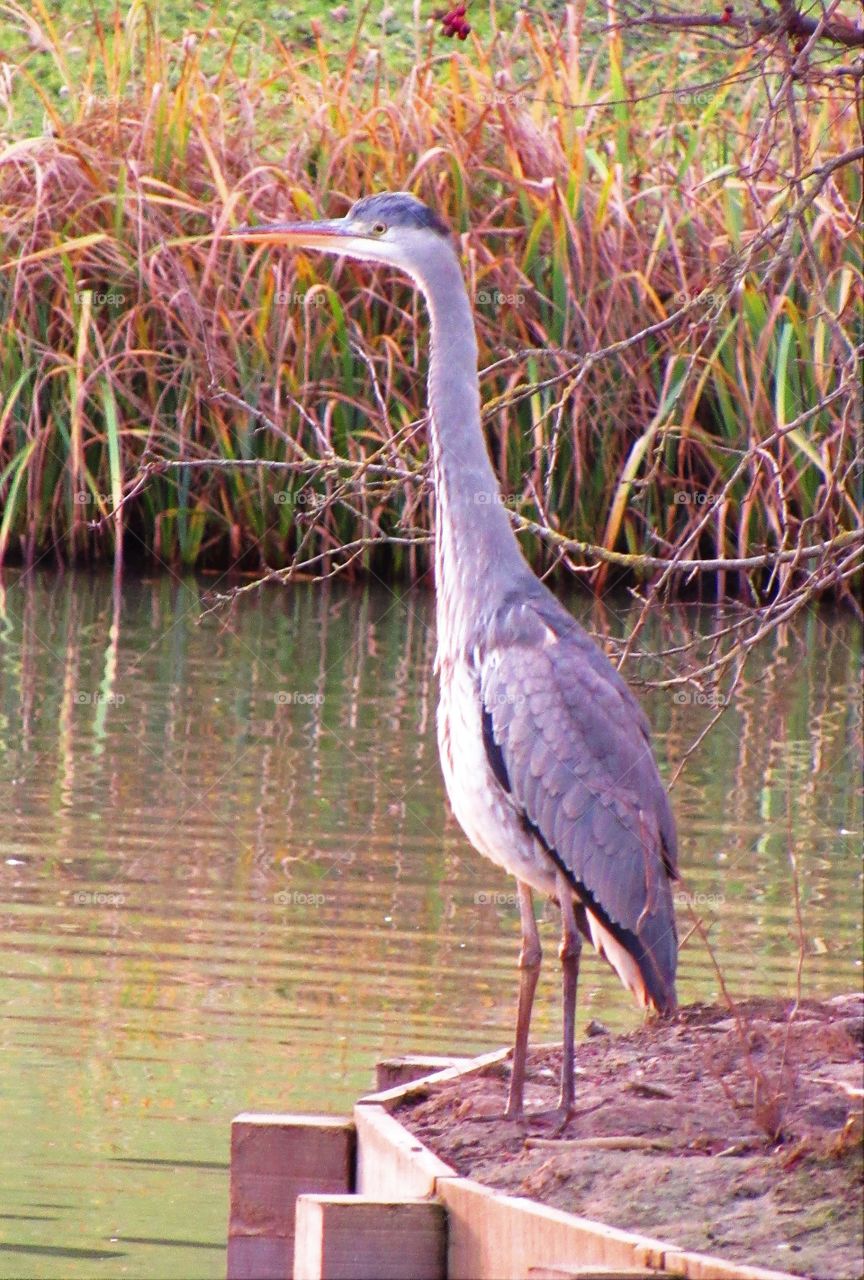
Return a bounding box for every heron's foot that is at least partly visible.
[449,1093,524,1125]
[503,1090,524,1122]
[511,1103,574,1135]
[524,1098,605,1136]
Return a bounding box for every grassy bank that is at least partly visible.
[0,2,861,593]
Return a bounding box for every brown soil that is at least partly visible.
[395,995,864,1280]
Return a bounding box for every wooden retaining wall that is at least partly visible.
[227,1053,799,1280]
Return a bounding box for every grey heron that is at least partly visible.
[233,192,679,1123]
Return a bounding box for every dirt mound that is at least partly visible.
[396,995,863,1280]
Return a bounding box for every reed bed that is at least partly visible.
[0,1,860,596]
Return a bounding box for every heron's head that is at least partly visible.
[228,191,454,281]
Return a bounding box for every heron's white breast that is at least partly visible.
[436,655,557,896]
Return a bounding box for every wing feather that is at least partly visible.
[479,593,678,1010]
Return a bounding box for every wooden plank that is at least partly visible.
[440,1177,665,1280]
[439,1177,799,1280]
[227,1113,354,1280]
[353,1102,455,1198]
[663,1250,800,1280]
[527,1269,684,1279]
[360,1046,511,1111]
[375,1054,474,1091]
[293,1195,446,1280]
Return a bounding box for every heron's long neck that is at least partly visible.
[422,253,527,659]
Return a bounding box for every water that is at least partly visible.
[0,571,860,1279]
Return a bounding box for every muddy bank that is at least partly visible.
[395,996,863,1280]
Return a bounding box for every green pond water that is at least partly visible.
[0,570,860,1279]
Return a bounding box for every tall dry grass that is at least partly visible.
[0,2,860,592]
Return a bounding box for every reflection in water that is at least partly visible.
[0,571,860,1279]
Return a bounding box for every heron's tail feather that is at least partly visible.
[583,907,677,1015]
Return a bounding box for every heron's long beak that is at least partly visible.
[227,218,355,250]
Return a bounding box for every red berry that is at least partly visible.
[453,4,466,15]
[457,23,470,38]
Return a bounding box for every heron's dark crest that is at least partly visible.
[347,192,451,238]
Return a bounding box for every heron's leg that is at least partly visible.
[504,880,541,1121]
[557,870,582,1118]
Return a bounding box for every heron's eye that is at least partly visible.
[371,221,387,235]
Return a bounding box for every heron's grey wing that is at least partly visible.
[478,593,678,1007]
